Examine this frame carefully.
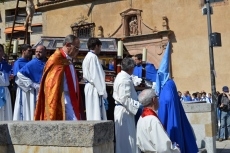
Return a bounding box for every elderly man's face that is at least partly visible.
[67,38,80,58]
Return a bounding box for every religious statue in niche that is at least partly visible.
[162,16,169,30]
[129,16,138,36]
[97,26,104,38]
[24,0,35,32]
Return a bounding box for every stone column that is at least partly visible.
[183,103,216,153]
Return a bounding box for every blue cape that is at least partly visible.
[0,60,12,73]
[13,58,29,76]
[19,58,46,83]
[133,63,157,82]
[158,79,198,153]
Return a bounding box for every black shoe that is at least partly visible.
[219,138,223,142]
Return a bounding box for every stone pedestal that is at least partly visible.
[182,102,216,153]
[0,121,114,153]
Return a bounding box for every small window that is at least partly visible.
[101,41,115,50]
[40,39,53,48]
[53,40,64,48]
[80,40,88,49]
[31,26,42,34]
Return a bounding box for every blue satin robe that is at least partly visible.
[158,79,198,153]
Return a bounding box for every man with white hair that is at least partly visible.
[136,89,180,153]
[113,57,141,153]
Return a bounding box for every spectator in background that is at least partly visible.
[178,91,183,102]
[217,86,230,142]
[207,93,212,103]
[182,91,192,101]
[197,92,202,101]
[191,92,198,101]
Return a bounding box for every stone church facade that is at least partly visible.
[36,0,230,93]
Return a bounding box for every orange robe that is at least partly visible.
[34,49,81,120]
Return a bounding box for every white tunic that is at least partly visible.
[13,73,38,121]
[113,70,141,153]
[137,115,181,153]
[0,71,12,121]
[82,52,107,120]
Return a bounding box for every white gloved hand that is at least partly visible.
[31,83,40,91]
[152,82,156,90]
[131,75,142,86]
[103,92,108,99]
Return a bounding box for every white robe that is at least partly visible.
[82,52,107,120]
[0,71,12,121]
[13,73,38,121]
[113,70,141,153]
[137,115,181,153]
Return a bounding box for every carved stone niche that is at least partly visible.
[120,8,142,36]
[109,8,173,68]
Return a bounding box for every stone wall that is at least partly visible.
[182,102,216,153]
[0,121,114,153]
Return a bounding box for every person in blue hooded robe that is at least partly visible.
[13,45,46,121]
[155,42,198,153]
[0,44,13,121]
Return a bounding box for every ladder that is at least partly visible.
[8,0,30,56]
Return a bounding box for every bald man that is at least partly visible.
[13,45,47,121]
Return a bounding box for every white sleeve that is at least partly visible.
[16,72,33,92]
[151,120,181,153]
[0,71,10,86]
[115,81,140,115]
[90,56,107,97]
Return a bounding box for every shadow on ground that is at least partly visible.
[216,149,230,153]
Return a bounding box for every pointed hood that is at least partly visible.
[155,42,171,95]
